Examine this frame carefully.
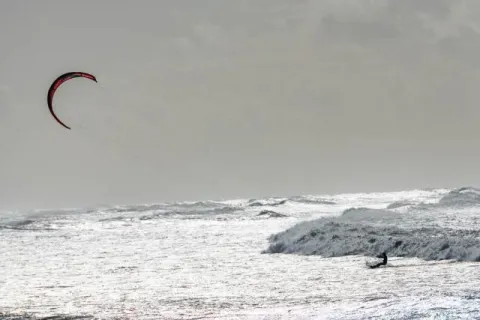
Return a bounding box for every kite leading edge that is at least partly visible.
[47,72,97,130]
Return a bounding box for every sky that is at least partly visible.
[1,0,480,210]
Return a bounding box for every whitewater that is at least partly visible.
[1,187,480,319]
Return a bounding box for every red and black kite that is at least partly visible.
[47,72,97,130]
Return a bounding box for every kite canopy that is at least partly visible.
[47,72,97,130]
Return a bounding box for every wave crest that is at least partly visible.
[262,208,480,261]
[437,187,480,207]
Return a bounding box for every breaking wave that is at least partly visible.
[436,187,480,207]
[262,207,480,262]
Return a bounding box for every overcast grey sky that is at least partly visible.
[1,0,480,210]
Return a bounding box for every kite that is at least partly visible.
[47,72,97,130]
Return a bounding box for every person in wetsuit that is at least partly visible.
[369,252,387,269]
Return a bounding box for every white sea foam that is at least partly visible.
[1,187,479,319]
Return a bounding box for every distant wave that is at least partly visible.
[246,195,337,207]
[248,198,288,207]
[383,186,480,210]
[99,195,336,222]
[101,199,247,215]
[256,210,289,218]
[289,196,336,205]
[386,200,415,209]
[0,311,93,320]
[0,219,36,231]
[99,203,244,222]
[262,207,480,262]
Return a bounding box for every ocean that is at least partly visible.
[1,187,480,319]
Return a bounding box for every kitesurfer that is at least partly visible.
[369,252,387,269]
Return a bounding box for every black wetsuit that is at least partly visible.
[369,252,387,269]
